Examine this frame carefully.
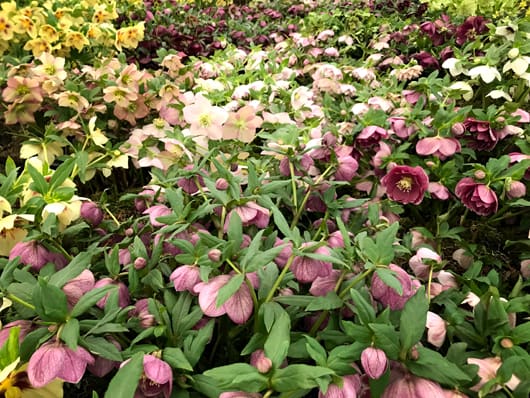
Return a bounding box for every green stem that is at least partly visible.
[427,266,434,304]
[339,268,374,299]
[290,165,334,229]
[263,390,274,398]
[104,206,121,227]
[7,294,36,311]
[289,161,299,216]
[226,258,241,274]
[264,254,296,303]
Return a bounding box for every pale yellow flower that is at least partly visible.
[0,360,64,398]
[20,140,64,165]
[88,117,108,147]
[0,11,15,41]
[42,200,82,231]
[23,38,52,57]
[55,91,89,113]
[38,24,59,43]
[62,31,90,52]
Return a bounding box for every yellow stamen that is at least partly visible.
[396,177,413,192]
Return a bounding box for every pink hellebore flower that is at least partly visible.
[428,182,450,200]
[183,94,228,140]
[28,341,94,387]
[9,240,68,271]
[129,299,156,329]
[409,247,442,280]
[309,269,341,296]
[361,347,388,379]
[250,349,273,373]
[356,126,389,147]
[130,355,173,398]
[87,338,121,377]
[224,202,270,232]
[62,269,95,309]
[416,137,461,159]
[94,278,130,309]
[0,320,34,347]
[222,105,263,143]
[455,178,498,216]
[381,165,429,205]
[388,116,416,139]
[335,155,359,181]
[318,374,361,398]
[426,311,447,348]
[80,201,104,226]
[382,370,445,398]
[467,357,520,392]
[170,265,201,293]
[193,273,258,324]
[371,264,416,310]
[291,244,333,284]
[143,205,172,227]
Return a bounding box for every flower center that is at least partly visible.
[199,114,211,127]
[396,176,413,192]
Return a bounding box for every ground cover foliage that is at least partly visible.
[0,0,530,397]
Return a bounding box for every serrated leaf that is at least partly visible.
[305,292,343,311]
[163,347,193,371]
[350,288,376,325]
[32,280,69,322]
[304,335,327,366]
[49,250,95,288]
[264,305,291,368]
[271,365,334,392]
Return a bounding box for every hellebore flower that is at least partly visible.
[80,201,104,226]
[291,244,333,284]
[170,265,201,293]
[94,278,130,309]
[129,299,156,329]
[361,347,388,379]
[309,269,341,296]
[193,273,258,324]
[381,165,429,205]
[250,350,273,373]
[371,264,416,310]
[143,205,172,227]
[356,126,389,147]
[409,247,442,280]
[27,341,94,387]
[506,180,526,199]
[318,374,361,398]
[0,320,34,347]
[62,269,95,309]
[462,118,499,151]
[224,202,270,232]
[87,338,121,378]
[467,357,520,392]
[9,241,68,271]
[455,178,498,216]
[416,137,461,159]
[134,355,173,398]
[382,370,445,397]
[426,311,447,348]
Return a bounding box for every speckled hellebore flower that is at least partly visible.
[27,341,94,387]
[455,178,498,216]
[291,244,333,284]
[124,354,173,398]
[170,265,201,293]
[381,165,429,205]
[371,264,416,310]
[318,374,361,398]
[361,347,388,379]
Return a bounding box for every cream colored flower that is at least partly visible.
[467,65,501,83]
[442,58,465,77]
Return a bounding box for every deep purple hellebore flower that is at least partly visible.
[381,165,429,205]
[455,177,498,216]
[27,341,94,387]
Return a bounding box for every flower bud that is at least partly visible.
[250,349,272,373]
[508,48,519,59]
[361,347,388,379]
[215,178,229,190]
[474,170,486,180]
[506,180,526,199]
[521,259,530,279]
[500,338,513,348]
[452,248,473,269]
[208,248,222,262]
[80,201,104,226]
[134,257,147,270]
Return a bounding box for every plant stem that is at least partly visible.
[339,268,374,299]
[7,294,36,311]
[289,161,299,215]
[264,254,296,303]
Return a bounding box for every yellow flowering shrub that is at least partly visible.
[0,0,144,58]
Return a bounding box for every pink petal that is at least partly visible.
[143,355,172,384]
[225,283,254,324]
[197,275,230,317]
[28,343,65,387]
[58,346,94,384]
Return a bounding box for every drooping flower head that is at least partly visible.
[381,165,429,205]
[455,177,498,216]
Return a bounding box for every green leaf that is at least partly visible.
[271,365,334,392]
[49,157,75,191]
[244,245,286,273]
[350,288,376,325]
[184,320,214,367]
[0,326,20,369]
[227,211,243,248]
[82,336,122,361]
[49,251,94,288]
[406,346,472,385]
[305,292,343,311]
[104,352,143,398]
[32,279,69,322]
[511,322,530,344]
[75,151,89,183]
[400,286,428,354]
[369,323,401,360]
[258,262,279,301]
[264,304,291,368]
[26,163,48,195]
[216,274,244,308]
[204,363,268,391]
[19,328,52,362]
[61,318,79,350]
[304,335,327,366]
[374,222,399,264]
[374,268,403,296]
[71,285,116,318]
[163,347,193,372]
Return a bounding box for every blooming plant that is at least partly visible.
[0,0,529,397]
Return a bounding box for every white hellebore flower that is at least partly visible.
[448,82,474,101]
[441,58,465,77]
[503,56,530,76]
[486,90,512,101]
[467,65,501,84]
[88,116,109,147]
